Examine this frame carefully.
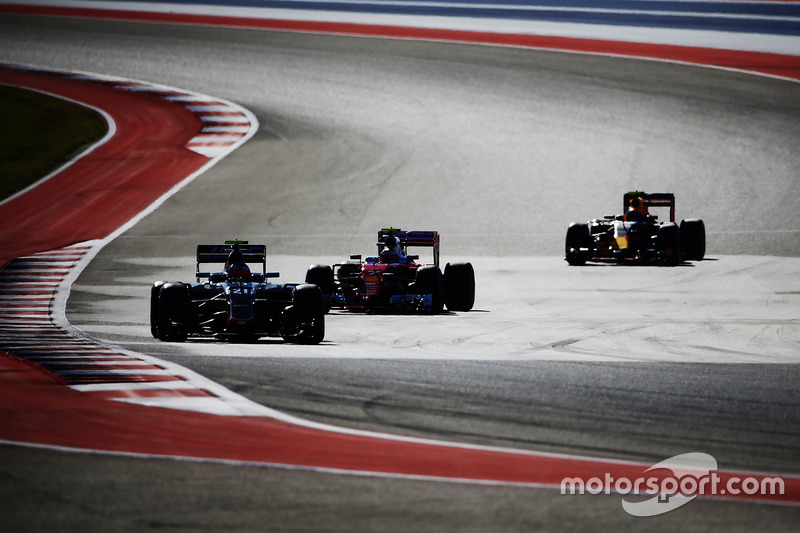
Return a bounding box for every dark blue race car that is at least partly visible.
[150,241,324,343]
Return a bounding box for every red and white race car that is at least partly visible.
[306,228,475,313]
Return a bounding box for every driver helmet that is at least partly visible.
[225,244,250,280]
[227,262,250,281]
[385,235,401,252]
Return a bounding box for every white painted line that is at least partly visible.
[37,360,160,366]
[163,95,213,102]
[187,145,237,157]
[53,369,171,376]
[0,337,74,343]
[1,266,70,271]
[18,260,82,264]
[0,277,64,283]
[24,355,134,360]
[0,281,59,286]
[71,381,197,392]
[11,346,117,352]
[201,125,251,133]
[0,322,55,328]
[189,135,245,144]
[112,396,249,415]
[199,115,250,123]
[186,105,235,112]
[114,84,170,92]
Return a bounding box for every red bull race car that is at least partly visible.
[305,228,475,313]
[565,192,706,266]
[150,241,324,343]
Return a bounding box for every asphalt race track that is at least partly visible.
[1,12,800,532]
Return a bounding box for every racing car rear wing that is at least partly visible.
[624,192,675,222]
[195,241,272,281]
[377,228,440,266]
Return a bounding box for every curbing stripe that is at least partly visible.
[0,245,255,414]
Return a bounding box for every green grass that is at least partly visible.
[0,84,108,201]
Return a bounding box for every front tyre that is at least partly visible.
[150,281,165,338]
[680,219,706,261]
[565,223,591,266]
[157,282,191,342]
[657,223,681,266]
[281,284,325,344]
[414,265,444,314]
[443,262,475,312]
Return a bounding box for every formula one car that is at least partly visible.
[150,241,324,343]
[305,228,475,313]
[565,191,706,266]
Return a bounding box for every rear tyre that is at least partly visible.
[305,264,336,313]
[565,223,591,266]
[305,264,335,294]
[680,219,706,261]
[414,265,443,314]
[443,262,475,312]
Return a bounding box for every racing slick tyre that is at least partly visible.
[414,265,444,314]
[336,262,361,280]
[157,282,191,342]
[150,281,165,338]
[305,264,336,313]
[281,284,325,344]
[680,219,706,261]
[657,223,682,266]
[443,262,475,312]
[305,264,336,294]
[565,223,591,266]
